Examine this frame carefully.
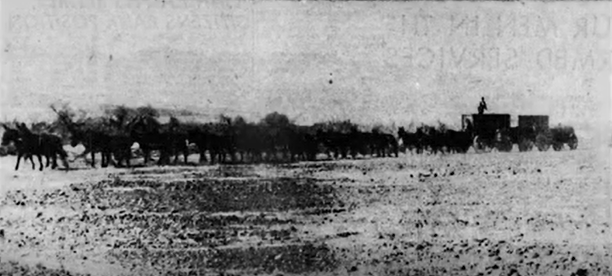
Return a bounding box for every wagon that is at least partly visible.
[508,116,578,152]
[462,114,511,153]
[511,115,550,152]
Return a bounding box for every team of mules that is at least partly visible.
[397,121,474,155]
[1,109,485,171]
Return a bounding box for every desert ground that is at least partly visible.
[0,148,610,276]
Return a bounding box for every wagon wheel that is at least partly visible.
[518,138,533,152]
[473,135,492,153]
[496,134,513,152]
[552,142,563,151]
[535,133,550,152]
[568,134,578,150]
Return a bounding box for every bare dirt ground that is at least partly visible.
[0,148,610,276]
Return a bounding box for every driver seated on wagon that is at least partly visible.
[478,97,487,115]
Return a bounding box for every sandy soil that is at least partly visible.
[0,148,610,276]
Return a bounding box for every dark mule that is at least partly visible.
[21,123,69,170]
[398,127,420,154]
[383,133,399,157]
[70,128,134,168]
[186,123,211,164]
[2,124,69,171]
[68,122,113,168]
[129,116,188,166]
[107,133,134,167]
[316,130,350,160]
[370,130,399,158]
[287,125,318,162]
[416,125,445,154]
[102,118,135,168]
[39,132,70,170]
[2,124,40,170]
[347,129,369,159]
[53,108,112,168]
[444,119,474,154]
[209,119,242,164]
[162,117,190,165]
[443,129,472,153]
[233,122,266,163]
[129,115,170,165]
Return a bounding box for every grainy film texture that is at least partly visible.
[0,1,610,276]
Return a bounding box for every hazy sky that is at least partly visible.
[0,0,610,130]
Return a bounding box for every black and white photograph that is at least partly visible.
[0,0,610,275]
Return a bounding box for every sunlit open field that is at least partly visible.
[1,148,610,276]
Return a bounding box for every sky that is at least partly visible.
[0,1,610,135]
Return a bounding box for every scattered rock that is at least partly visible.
[571,269,588,276]
[337,232,359,238]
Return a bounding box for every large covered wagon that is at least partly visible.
[462,114,511,153]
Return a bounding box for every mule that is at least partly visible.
[2,124,69,171]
